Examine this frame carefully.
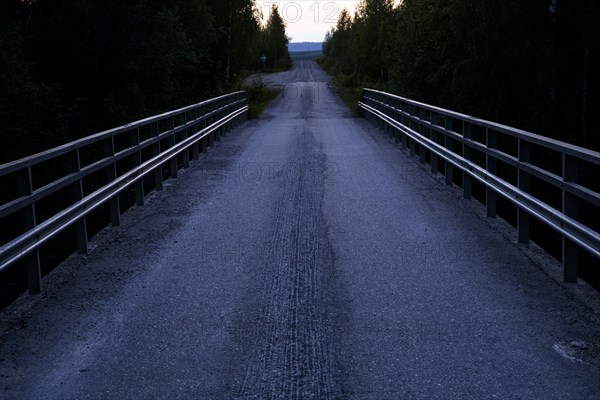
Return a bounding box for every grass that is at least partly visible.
[243,60,363,119]
[317,59,363,117]
[330,75,363,117]
[244,80,282,119]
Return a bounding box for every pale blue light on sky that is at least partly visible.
[257,1,360,42]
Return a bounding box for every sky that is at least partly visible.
[257,1,360,42]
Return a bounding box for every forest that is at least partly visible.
[0,0,291,164]
[2,1,598,160]
[321,0,599,151]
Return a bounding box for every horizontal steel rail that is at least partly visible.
[359,88,599,282]
[0,91,248,293]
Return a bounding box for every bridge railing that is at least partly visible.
[359,88,599,282]
[0,91,248,294]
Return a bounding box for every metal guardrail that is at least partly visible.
[0,91,248,293]
[359,88,600,282]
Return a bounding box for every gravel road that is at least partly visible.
[1,60,599,399]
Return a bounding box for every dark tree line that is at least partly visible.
[0,0,290,163]
[322,0,599,150]
[260,5,292,70]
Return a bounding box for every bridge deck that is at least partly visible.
[1,61,599,399]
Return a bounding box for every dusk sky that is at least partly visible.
[258,1,360,42]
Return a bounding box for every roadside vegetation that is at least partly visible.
[319,70,363,117]
[0,0,291,164]
[320,0,599,149]
[244,80,282,119]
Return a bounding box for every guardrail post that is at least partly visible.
[216,99,223,142]
[236,94,242,125]
[418,108,427,164]
[386,102,393,140]
[407,104,415,156]
[150,122,163,191]
[400,108,408,149]
[222,99,230,137]
[103,137,121,226]
[563,154,578,282]
[430,113,438,175]
[486,128,497,218]
[392,99,401,144]
[130,128,145,206]
[231,96,237,130]
[208,102,216,147]
[225,98,231,133]
[517,139,531,243]
[199,105,208,153]
[224,98,230,135]
[243,92,248,119]
[462,122,473,199]
[237,95,244,126]
[191,109,200,161]
[167,118,178,179]
[180,113,190,169]
[18,167,42,294]
[444,116,453,185]
[68,149,88,254]
[409,134,416,157]
[397,104,404,135]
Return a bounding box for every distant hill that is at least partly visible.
[290,50,322,61]
[289,42,323,53]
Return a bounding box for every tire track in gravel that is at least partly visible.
[234,119,342,399]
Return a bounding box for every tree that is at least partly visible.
[322,9,354,75]
[261,5,291,70]
[353,0,394,83]
[320,0,600,148]
[207,0,261,80]
[0,6,65,163]
[0,0,269,163]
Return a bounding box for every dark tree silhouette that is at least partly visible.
[321,0,599,149]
